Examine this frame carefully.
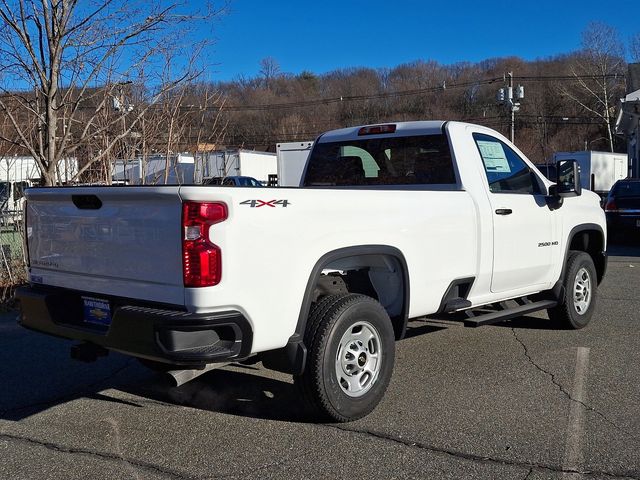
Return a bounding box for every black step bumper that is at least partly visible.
[16,286,253,367]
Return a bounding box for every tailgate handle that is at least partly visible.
[72,194,102,210]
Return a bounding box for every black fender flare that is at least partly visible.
[295,245,410,338]
[561,223,607,284]
[261,245,410,375]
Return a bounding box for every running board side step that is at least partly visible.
[462,300,558,328]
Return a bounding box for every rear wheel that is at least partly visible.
[295,294,395,422]
[547,251,597,329]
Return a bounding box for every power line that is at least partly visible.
[0,73,623,115]
[215,73,624,112]
[218,77,502,112]
[131,73,622,114]
[514,74,622,82]
[217,115,606,146]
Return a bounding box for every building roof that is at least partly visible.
[629,63,640,94]
[615,88,640,136]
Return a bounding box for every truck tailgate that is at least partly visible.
[25,186,185,305]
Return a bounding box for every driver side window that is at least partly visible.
[473,133,541,194]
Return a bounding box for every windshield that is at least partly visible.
[612,181,640,197]
[237,177,262,186]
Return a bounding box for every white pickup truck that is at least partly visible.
[18,121,607,422]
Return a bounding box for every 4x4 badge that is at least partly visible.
[240,199,290,208]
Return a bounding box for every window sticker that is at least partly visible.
[477,140,511,173]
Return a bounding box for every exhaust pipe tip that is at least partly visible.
[167,362,230,387]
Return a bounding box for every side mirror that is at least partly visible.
[555,159,582,197]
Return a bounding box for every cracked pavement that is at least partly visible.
[1,243,639,479]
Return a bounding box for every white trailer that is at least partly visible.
[553,151,628,196]
[144,154,195,185]
[112,154,195,185]
[0,156,77,213]
[201,150,277,185]
[276,141,314,186]
[112,158,142,184]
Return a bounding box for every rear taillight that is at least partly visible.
[182,201,227,287]
[604,199,617,213]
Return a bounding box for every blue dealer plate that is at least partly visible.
[82,297,112,326]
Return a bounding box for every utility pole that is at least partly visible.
[497,72,524,143]
[112,81,134,184]
[508,72,515,142]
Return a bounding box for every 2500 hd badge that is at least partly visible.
[538,241,559,247]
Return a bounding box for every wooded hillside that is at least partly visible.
[216,56,627,163]
[0,14,636,184]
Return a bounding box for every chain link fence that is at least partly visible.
[0,211,26,306]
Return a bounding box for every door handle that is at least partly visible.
[495,208,513,215]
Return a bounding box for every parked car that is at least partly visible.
[18,120,606,422]
[203,176,263,187]
[604,178,640,238]
[536,164,557,182]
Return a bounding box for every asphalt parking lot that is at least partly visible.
[1,243,639,480]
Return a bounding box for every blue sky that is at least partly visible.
[206,0,639,82]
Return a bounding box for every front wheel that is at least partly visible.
[547,251,598,329]
[295,294,395,422]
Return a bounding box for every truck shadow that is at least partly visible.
[423,312,562,331]
[2,317,451,424]
[402,322,447,338]
[122,324,450,421]
[0,310,314,423]
[0,348,313,423]
[494,314,564,330]
[118,317,549,421]
[0,309,599,423]
[125,366,314,423]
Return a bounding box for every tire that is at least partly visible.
[295,293,395,422]
[547,251,598,329]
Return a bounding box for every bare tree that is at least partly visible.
[631,33,640,63]
[561,22,626,152]
[259,57,281,89]
[0,0,225,185]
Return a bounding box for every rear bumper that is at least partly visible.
[606,213,640,232]
[16,285,253,367]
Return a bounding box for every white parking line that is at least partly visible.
[562,346,590,479]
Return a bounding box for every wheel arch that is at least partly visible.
[261,245,410,375]
[296,245,410,340]
[563,224,607,284]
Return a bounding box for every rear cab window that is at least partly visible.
[303,134,457,187]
